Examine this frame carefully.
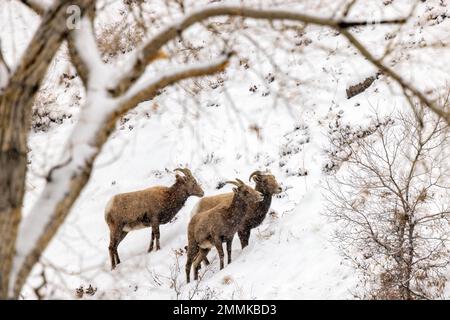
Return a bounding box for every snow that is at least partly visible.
[0,0,448,299]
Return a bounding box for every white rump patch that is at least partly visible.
[104,198,114,218]
[123,223,146,232]
[199,240,213,249]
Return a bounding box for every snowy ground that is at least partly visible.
[1,0,449,299]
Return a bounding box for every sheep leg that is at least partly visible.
[149,222,161,251]
[214,240,225,270]
[226,238,233,264]
[115,231,127,264]
[153,222,161,251]
[185,243,199,283]
[109,229,122,270]
[109,237,116,270]
[202,255,210,266]
[155,225,161,250]
[197,249,211,268]
[148,230,155,252]
[193,248,209,280]
[238,229,251,249]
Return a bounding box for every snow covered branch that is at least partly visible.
[66,9,98,87]
[21,0,93,87]
[108,4,450,123]
[23,2,443,123]
[111,4,408,97]
[118,53,231,113]
[339,29,450,125]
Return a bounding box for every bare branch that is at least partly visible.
[325,109,449,299]
[339,29,450,125]
[17,0,93,87]
[111,4,409,97]
[341,0,358,18]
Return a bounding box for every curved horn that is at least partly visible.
[224,180,241,187]
[249,170,263,182]
[174,168,192,177]
[235,178,245,186]
[185,168,194,176]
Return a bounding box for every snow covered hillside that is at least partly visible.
[1,0,449,299]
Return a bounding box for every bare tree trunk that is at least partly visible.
[0,0,94,299]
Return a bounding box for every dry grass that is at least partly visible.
[96,21,145,61]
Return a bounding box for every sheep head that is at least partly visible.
[225,179,263,203]
[174,168,204,197]
[249,170,282,195]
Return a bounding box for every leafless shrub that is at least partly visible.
[325,109,450,300]
[31,88,73,132]
[278,123,310,176]
[75,285,84,299]
[74,284,97,299]
[168,249,184,300]
[96,21,145,62]
[346,73,380,99]
[155,249,219,300]
[323,112,394,173]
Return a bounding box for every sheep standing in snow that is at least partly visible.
[192,170,282,250]
[186,179,263,283]
[105,168,204,269]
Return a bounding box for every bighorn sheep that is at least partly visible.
[105,168,204,269]
[186,179,263,283]
[191,171,282,249]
